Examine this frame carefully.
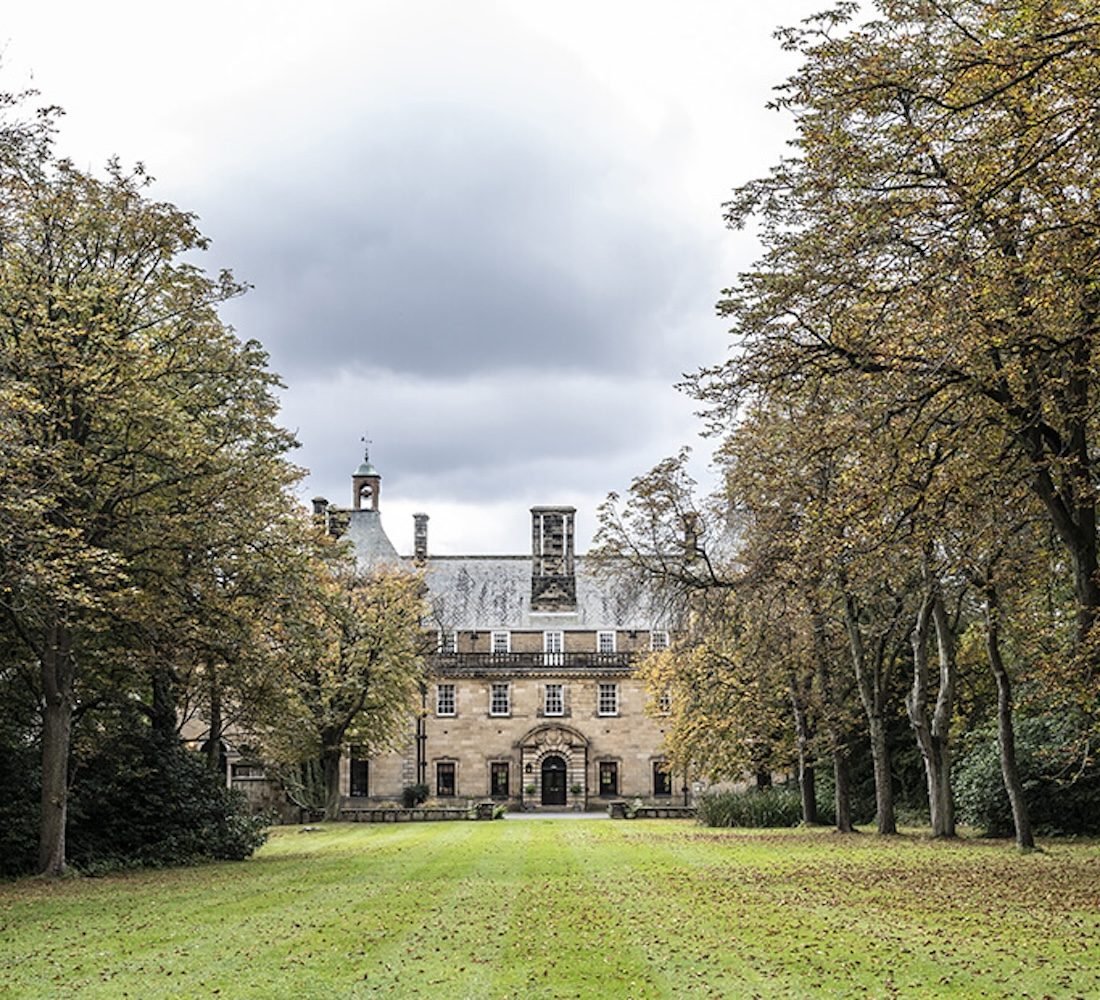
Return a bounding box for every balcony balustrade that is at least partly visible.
[432,650,635,672]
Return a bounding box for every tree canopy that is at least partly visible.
[599,0,1100,847]
[0,95,309,874]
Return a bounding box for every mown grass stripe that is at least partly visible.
[1,822,1097,999]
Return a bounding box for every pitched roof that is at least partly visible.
[417,555,669,631]
[343,509,399,567]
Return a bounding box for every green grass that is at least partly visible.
[1,822,1098,999]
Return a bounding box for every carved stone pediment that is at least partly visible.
[521,722,589,750]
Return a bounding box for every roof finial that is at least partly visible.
[361,434,372,463]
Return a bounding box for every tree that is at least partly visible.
[0,142,298,874]
[708,0,1100,648]
[265,557,428,821]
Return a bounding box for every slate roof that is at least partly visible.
[417,555,668,631]
[343,504,676,631]
[343,509,399,567]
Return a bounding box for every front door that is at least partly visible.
[541,755,567,806]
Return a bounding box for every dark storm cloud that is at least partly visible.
[209,100,714,382]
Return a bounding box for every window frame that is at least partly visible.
[438,629,457,655]
[436,682,456,717]
[543,629,564,665]
[650,630,670,652]
[490,761,510,799]
[653,761,673,798]
[544,682,564,717]
[489,682,511,717]
[491,630,511,655]
[598,760,619,797]
[597,630,616,654]
[597,682,619,717]
[436,760,456,797]
[349,747,370,798]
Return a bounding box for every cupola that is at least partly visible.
[352,443,382,511]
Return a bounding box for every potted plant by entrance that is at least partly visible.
[524,784,536,796]
[570,783,582,795]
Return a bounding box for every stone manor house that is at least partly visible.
[238,455,685,813]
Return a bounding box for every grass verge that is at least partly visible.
[1,822,1097,998]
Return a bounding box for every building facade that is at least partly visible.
[311,456,683,811]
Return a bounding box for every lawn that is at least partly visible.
[1,821,1097,999]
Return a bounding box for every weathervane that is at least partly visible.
[361,434,372,463]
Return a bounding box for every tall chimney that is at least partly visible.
[682,511,700,558]
[413,513,429,563]
[530,506,576,611]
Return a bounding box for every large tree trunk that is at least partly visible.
[149,660,180,742]
[845,594,897,834]
[984,585,1035,850]
[1070,522,1099,644]
[867,714,897,835]
[907,586,957,838]
[38,622,74,877]
[789,674,818,825]
[205,666,223,773]
[1025,412,1099,645]
[321,745,343,821]
[810,602,854,832]
[831,744,855,833]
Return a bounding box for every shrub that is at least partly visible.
[953,713,1100,837]
[65,723,268,872]
[696,786,805,828]
[0,736,40,878]
[401,783,429,808]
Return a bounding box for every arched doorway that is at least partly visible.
[541,755,567,806]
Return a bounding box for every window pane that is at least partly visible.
[599,761,618,796]
[653,762,672,797]
[490,683,510,716]
[437,761,456,797]
[650,630,669,651]
[545,683,563,716]
[598,683,618,716]
[491,762,509,798]
[437,683,455,716]
[597,631,616,654]
[491,631,510,654]
[543,630,563,665]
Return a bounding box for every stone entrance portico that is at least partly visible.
[520,723,588,809]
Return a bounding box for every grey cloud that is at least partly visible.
[280,369,701,508]
[207,99,714,383]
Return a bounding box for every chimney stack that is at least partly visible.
[413,513,429,562]
[682,511,700,559]
[530,506,577,611]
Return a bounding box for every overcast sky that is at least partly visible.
[4,0,820,554]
